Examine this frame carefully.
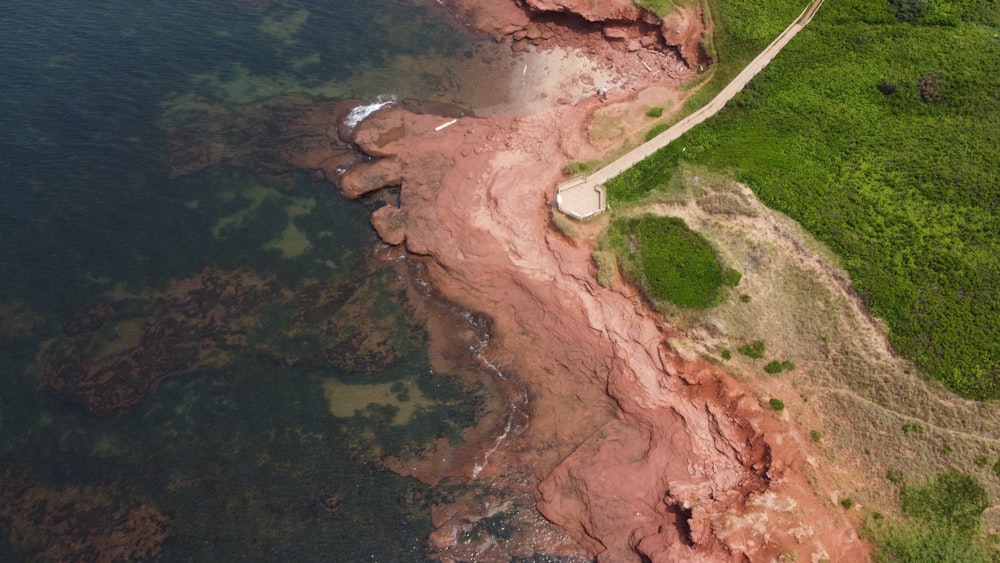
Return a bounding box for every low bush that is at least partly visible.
[722,267,742,287]
[646,106,664,118]
[738,340,766,359]
[608,215,728,308]
[763,359,796,374]
[562,161,590,176]
[768,398,785,411]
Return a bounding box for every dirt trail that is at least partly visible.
[558,0,825,217]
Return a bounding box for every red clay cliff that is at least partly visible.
[313,0,870,560]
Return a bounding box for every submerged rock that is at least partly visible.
[371,205,407,246]
[0,466,172,562]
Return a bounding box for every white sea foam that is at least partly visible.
[473,409,513,478]
[344,96,396,128]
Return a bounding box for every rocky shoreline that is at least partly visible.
[321,1,872,560]
[148,0,875,559]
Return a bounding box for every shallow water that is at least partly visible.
[0,0,499,559]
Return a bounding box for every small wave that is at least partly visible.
[344,95,396,128]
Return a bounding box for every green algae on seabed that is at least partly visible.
[211,183,273,239]
[258,9,311,44]
[0,0,503,557]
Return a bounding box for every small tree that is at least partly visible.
[890,0,928,22]
[877,80,898,96]
[738,340,766,359]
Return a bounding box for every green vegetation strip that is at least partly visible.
[610,0,1000,399]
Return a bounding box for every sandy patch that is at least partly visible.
[262,196,315,258]
[322,377,436,425]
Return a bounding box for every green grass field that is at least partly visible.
[613,0,1000,399]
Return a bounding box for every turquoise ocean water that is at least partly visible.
[0,0,499,560]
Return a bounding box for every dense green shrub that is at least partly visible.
[722,267,742,287]
[609,215,728,308]
[763,359,797,374]
[890,0,929,22]
[768,398,785,411]
[900,471,989,535]
[646,106,664,118]
[738,340,766,359]
[810,429,822,442]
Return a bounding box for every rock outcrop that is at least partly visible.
[449,0,710,68]
[339,158,403,199]
[338,105,869,561]
[371,205,407,245]
[523,0,643,22]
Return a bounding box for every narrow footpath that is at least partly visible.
[556,0,825,219]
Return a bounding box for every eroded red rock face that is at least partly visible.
[448,0,710,68]
[336,105,869,561]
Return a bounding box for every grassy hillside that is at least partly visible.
[608,0,1000,399]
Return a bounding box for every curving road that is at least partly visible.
[556,0,825,219]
